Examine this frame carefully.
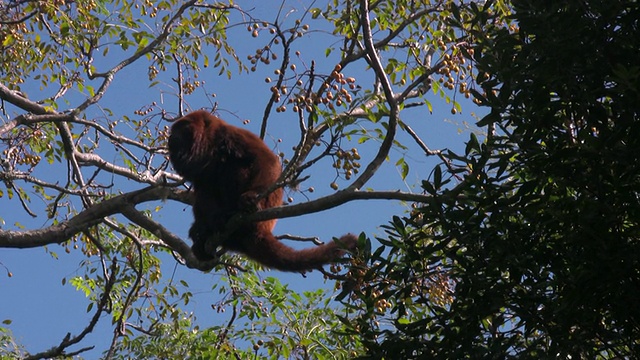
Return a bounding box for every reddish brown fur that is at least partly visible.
[168,110,356,272]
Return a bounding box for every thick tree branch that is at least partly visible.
[0,83,49,116]
[121,205,217,271]
[249,189,436,223]
[0,186,188,248]
[348,0,399,191]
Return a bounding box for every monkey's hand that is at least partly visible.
[239,191,261,211]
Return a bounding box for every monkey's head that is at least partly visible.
[168,110,222,180]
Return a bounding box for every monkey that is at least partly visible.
[168,110,357,272]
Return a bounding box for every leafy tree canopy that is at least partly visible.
[342,1,640,358]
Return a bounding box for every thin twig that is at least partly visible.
[24,258,118,360]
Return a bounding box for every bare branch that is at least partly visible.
[71,117,165,154]
[260,21,292,139]
[172,53,186,117]
[348,0,399,191]
[9,181,37,217]
[74,152,181,184]
[0,186,188,249]
[106,221,145,355]
[399,121,442,156]
[250,188,436,223]
[0,103,180,187]
[0,83,53,118]
[120,205,218,271]
[276,233,323,245]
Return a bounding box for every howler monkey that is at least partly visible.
[168,110,357,272]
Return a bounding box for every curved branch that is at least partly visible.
[0,104,179,191]
[0,83,49,117]
[348,0,398,191]
[121,205,217,271]
[249,188,436,222]
[0,177,440,251]
[75,152,181,184]
[0,186,188,249]
[0,184,217,271]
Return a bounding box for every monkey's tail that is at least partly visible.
[235,231,358,272]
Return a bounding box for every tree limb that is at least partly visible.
[0,186,188,249]
[348,0,399,191]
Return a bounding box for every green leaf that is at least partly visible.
[325,47,332,57]
[465,133,480,155]
[433,164,442,189]
[310,8,322,19]
[395,157,409,180]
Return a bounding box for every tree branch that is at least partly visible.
[0,186,188,249]
[249,188,436,223]
[348,0,399,191]
[121,205,218,271]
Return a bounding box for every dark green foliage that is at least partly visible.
[346,1,640,358]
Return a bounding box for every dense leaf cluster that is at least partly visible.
[344,1,640,358]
